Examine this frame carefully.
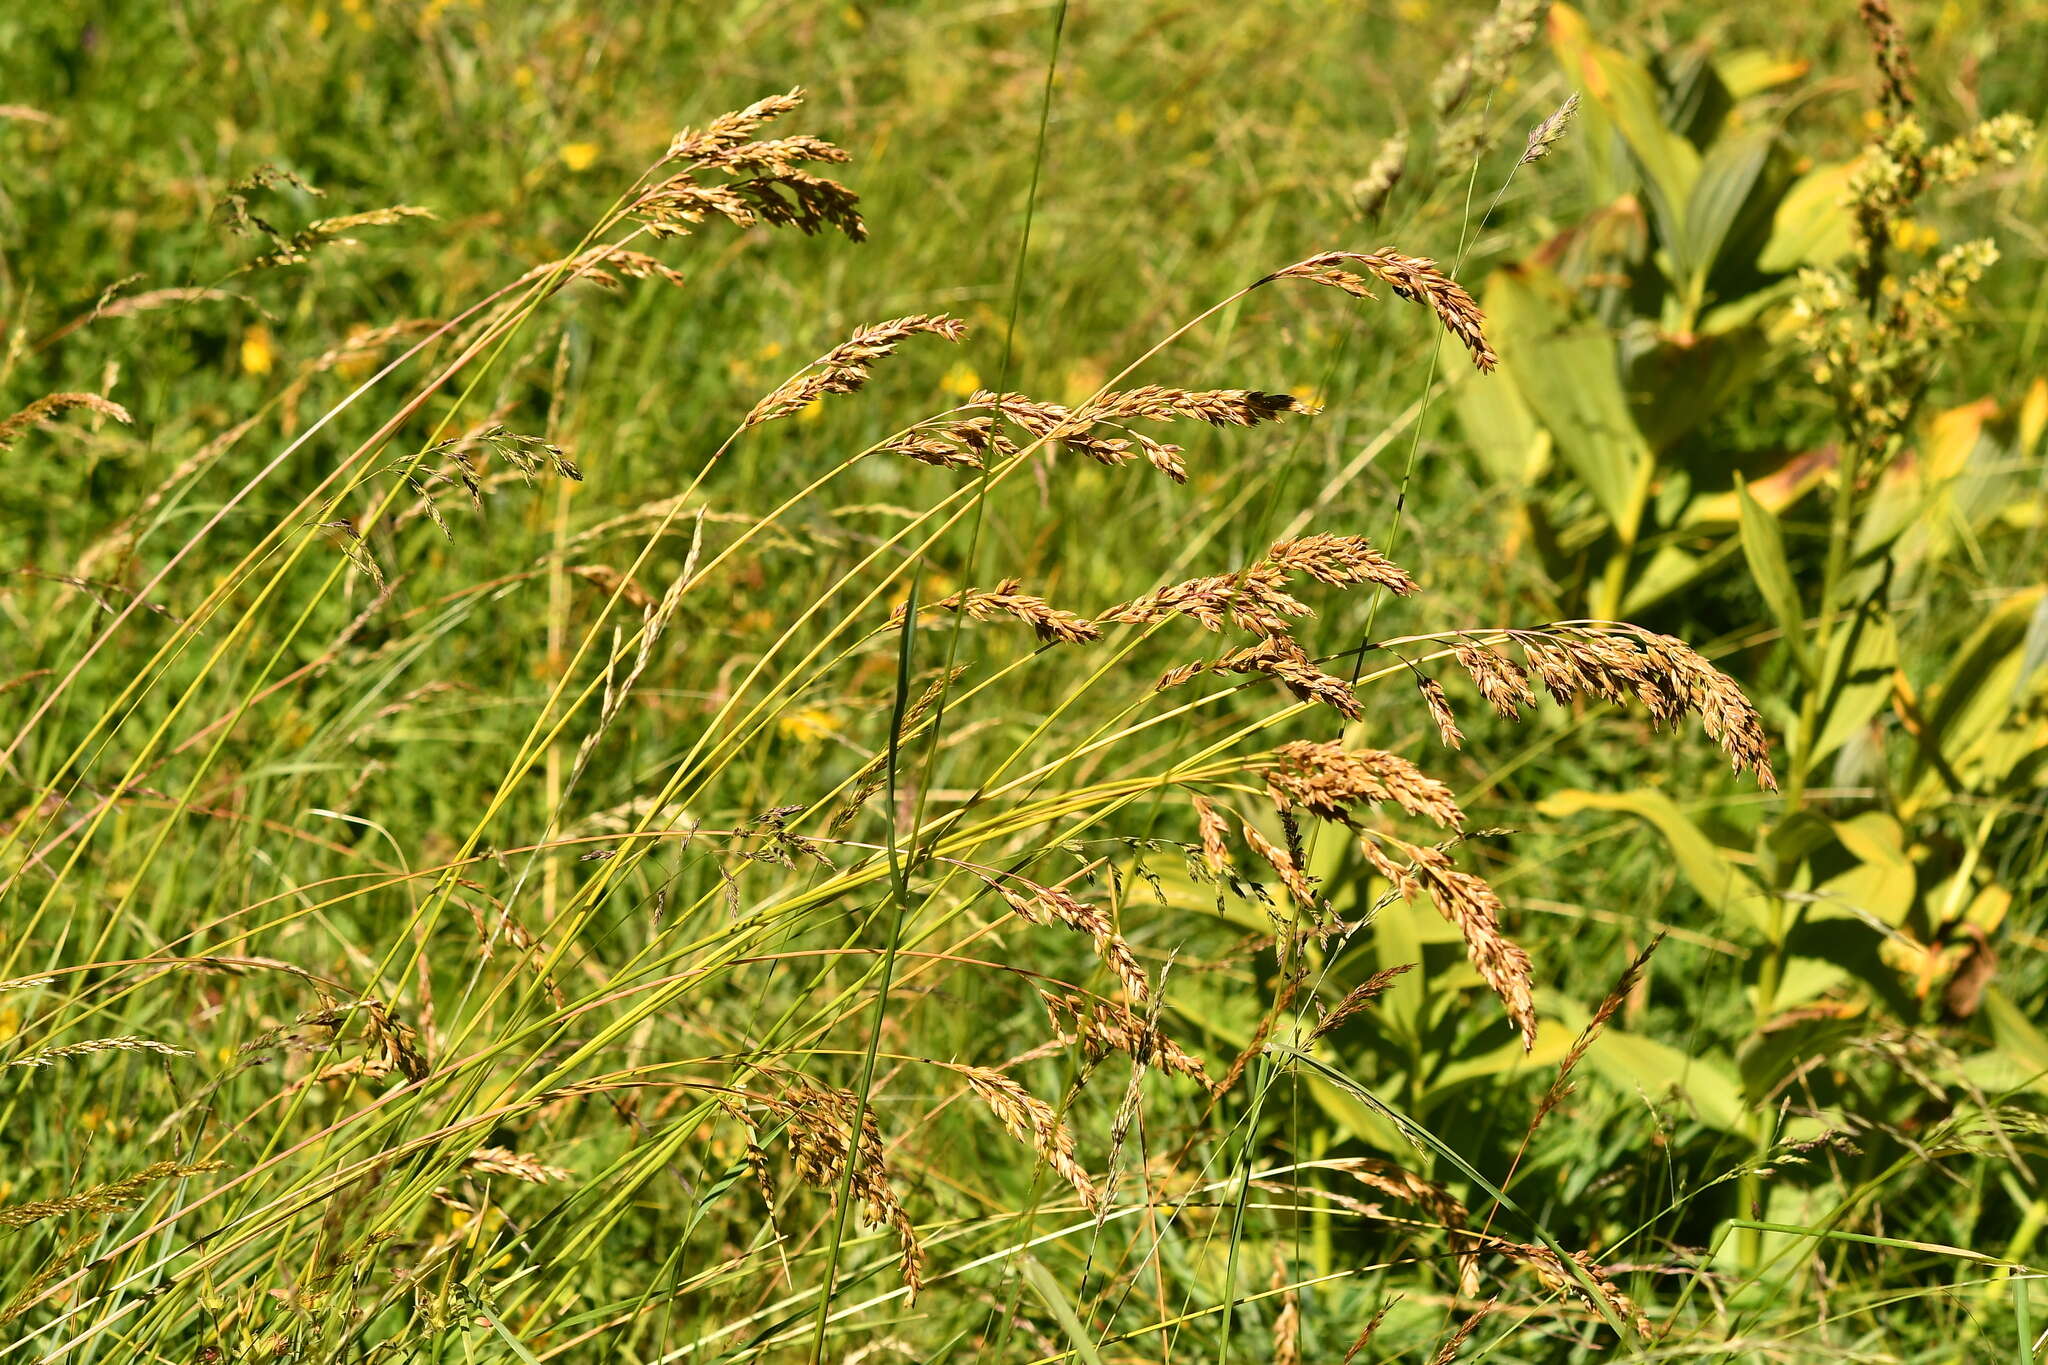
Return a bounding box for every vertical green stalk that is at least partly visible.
[808,576,920,1364]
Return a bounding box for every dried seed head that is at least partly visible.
[769,1081,926,1298]
[1266,740,1465,829]
[1352,135,1408,219]
[1307,963,1416,1042]
[1270,250,1497,371]
[1102,564,1309,636]
[1241,819,1318,907]
[1191,794,1234,876]
[0,393,132,450]
[879,415,1011,470]
[1522,629,1776,789]
[1417,675,1463,749]
[1328,1156,1481,1296]
[899,578,1101,645]
[960,1067,1098,1209]
[1209,633,1364,719]
[0,1160,226,1231]
[973,385,1310,480]
[1379,834,1536,1046]
[1454,642,1536,720]
[747,315,966,426]
[1530,934,1663,1134]
[6,1036,192,1070]
[1266,534,1416,593]
[1520,93,1582,165]
[464,1147,573,1184]
[992,881,1150,1003]
[638,91,864,242]
[1503,1243,1654,1341]
[1041,991,1210,1085]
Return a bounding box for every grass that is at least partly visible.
[2,1,2047,1360]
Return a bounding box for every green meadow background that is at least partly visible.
[2,0,2046,1360]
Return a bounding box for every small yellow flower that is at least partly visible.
[778,707,841,744]
[239,324,275,377]
[939,361,980,399]
[1398,0,1429,17]
[757,340,784,361]
[1114,109,1139,138]
[336,322,379,380]
[558,142,600,172]
[310,7,331,37]
[798,397,827,422]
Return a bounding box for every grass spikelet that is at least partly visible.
[1266,739,1465,829]
[1268,249,1497,370]
[1352,135,1407,219]
[1269,248,1499,370]
[1308,963,1416,1042]
[314,518,386,588]
[1454,642,1536,719]
[1208,634,1363,719]
[1041,991,1209,1085]
[1529,629,1776,789]
[1417,675,1464,749]
[1265,534,1416,593]
[974,385,1310,481]
[1242,818,1318,908]
[637,89,864,241]
[958,1066,1098,1209]
[1428,1298,1500,1364]
[1341,1300,1399,1364]
[1329,1157,1481,1296]
[464,1147,574,1184]
[1102,564,1308,635]
[993,879,1151,1003]
[1382,835,1536,1045]
[879,416,1008,470]
[830,667,966,833]
[0,1159,226,1231]
[1271,1250,1302,1365]
[898,578,1103,645]
[6,1036,193,1070]
[1504,1243,1653,1341]
[0,392,132,449]
[1520,93,1581,165]
[238,206,436,272]
[1191,793,1233,875]
[772,1081,926,1298]
[1529,934,1663,1134]
[747,315,967,426]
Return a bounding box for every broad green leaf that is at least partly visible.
[1715,50,1811,99]
[2017,593,2048,708]
[1683,129,1775,295]
[1981,986,2048,1094]
[1736,476,1811,678]
[1539,789,1769,934]
[1808,599,1899,770]
[1907,587,2048,802]
[1587,1029,1746,1133]
[1451,361,1551,485]
[1020,1258,1107,1365]
[1758,159,1859,272]
[1551,7,1699,276]
[1484,265,1653,540]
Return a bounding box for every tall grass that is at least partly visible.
[3,2,2046,1361]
